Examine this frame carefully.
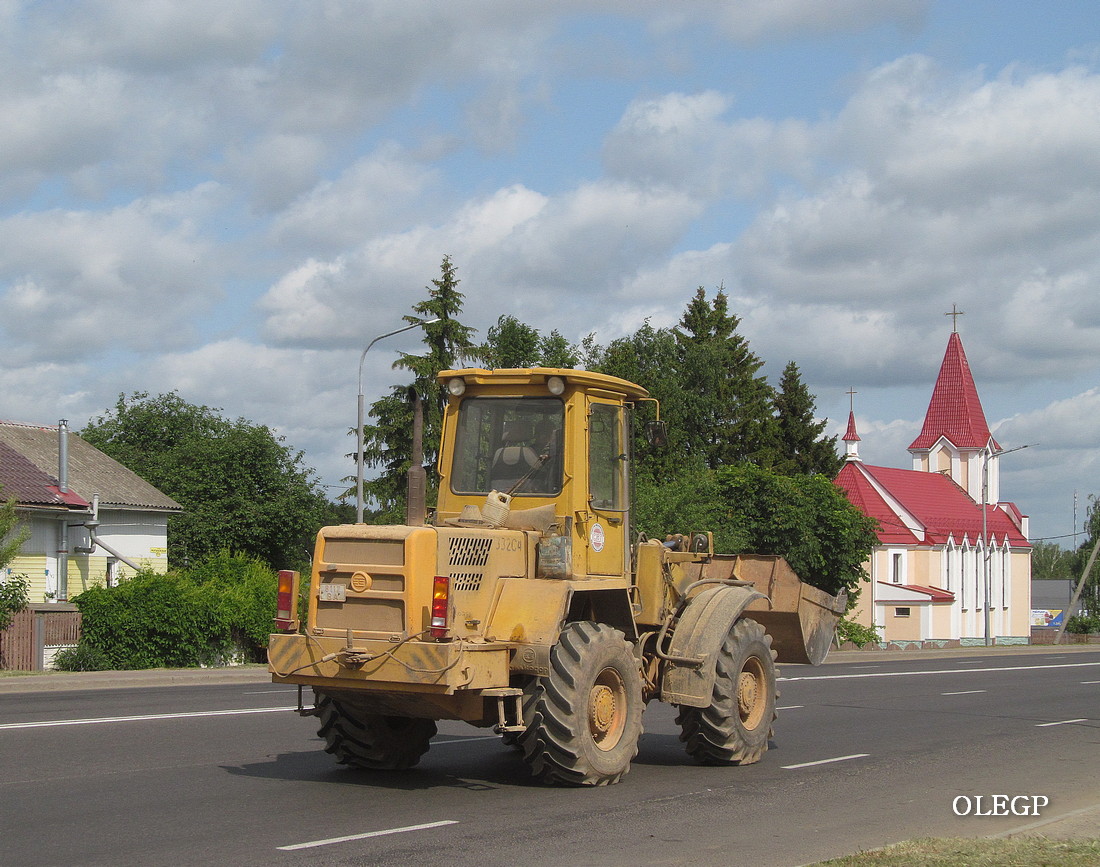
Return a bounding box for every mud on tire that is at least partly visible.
[676,617,778,766]
[519,621,644,787]
[314,690,437,770]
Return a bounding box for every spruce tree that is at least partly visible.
[674,287,778,469]
[774,361,842,477]
[358,255,477,519]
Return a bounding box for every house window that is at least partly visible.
[891,552,903,584]
[894,607,911,617]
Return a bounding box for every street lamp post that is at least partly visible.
[356,318,440,523]
[981,443,1032,646]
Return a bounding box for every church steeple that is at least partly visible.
[908,323,999,502]
[842,387,861,462]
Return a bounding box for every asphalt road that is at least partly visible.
[2,648,1098,867]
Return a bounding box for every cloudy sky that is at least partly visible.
[1,1,1098,545]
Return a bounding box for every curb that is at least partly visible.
[0,665,273,694]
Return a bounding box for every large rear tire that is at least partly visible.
[314,690,437,770]
[676,617,778,766]
[519,621,643,786]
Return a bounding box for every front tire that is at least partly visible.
[676,617,778,766]
[519,621,643,786]
[315,690,437,770]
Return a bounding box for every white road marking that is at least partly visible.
[777,705,804,710]
[278,820,458,851]
[941,689,986,695]
[1035,718,1088,727]
[0,706,296,731]
[242,689,295,695]
[782,753,868,770]
[780,661,1100,682]
[1082,680,1100,685]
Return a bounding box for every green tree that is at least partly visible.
[1031,541,1074,581]
[1070,496,1100,614]
[673,287,778,469]
[1,490,28,574]
[710,465,879,598]
[359,255,478,519]
[538,329,580,368]
[1,488,31,633]
[478,315,541,368]
[773,361,842,477]
[82,393,329,570]
[476,316,581,369]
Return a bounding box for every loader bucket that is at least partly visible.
[728,555,848,665]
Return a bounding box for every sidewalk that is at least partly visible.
[0,664,272,693]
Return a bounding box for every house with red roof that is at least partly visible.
[0,420,181,604]
[835,330,1031,646]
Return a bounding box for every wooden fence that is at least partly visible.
[0,604,82,671]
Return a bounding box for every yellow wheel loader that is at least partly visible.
[268,367,846,786]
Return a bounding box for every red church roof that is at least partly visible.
[836,461,1029,548]
[908,332,999,451]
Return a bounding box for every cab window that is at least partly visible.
[451,397,564,495]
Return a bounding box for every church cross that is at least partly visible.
[945,304,964,332]
[846,386,857,412]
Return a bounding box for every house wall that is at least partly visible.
[8,508,170,603]
[883,604,922,640]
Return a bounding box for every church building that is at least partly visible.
[835,326,1032,646]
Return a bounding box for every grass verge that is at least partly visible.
[818,837,1100,865]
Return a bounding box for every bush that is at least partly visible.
[52,643,112,671]
[836,618,882,648]
[1065,614,1100,635]
[0,573,30,632]
[70,553,278,670]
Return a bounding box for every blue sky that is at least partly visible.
[1,1,1099,545]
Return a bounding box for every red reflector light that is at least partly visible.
[275,570,300,632]
[430,575,449,638]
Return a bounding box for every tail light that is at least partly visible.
[275,570,300,632]
[430,575,450,639]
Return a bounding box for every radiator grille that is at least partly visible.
[448,536,492,591]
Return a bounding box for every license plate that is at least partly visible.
[319,583,346,602]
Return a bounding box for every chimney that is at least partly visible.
[58,419,70,493]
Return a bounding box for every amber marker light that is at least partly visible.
[275,570,300,632]
[430,575,450,638]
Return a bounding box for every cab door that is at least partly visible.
[584,399,629,576]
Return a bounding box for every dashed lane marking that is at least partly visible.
[782,753,869,770]
[278,820,458,851]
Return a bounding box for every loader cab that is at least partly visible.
[436,368,649,580]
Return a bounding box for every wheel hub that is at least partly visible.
[738,656,767,730]
[588,666,627,750]
[590,684,617,733]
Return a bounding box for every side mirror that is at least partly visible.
[645,420,668,448]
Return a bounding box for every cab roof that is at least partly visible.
[438,367,650,400]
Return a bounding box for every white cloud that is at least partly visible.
[0,190,223,361]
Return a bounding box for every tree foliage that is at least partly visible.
[1,491,28,574]
[673,287,778,469]
[359,255,478,519]
[1070,496,1100,614]
[82,392,329,570]
[774,361,843,477]
[1031,541,1075,581]
[477,315,580,369]
[709,465,879,598]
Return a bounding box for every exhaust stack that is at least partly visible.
[406,387,426,526]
